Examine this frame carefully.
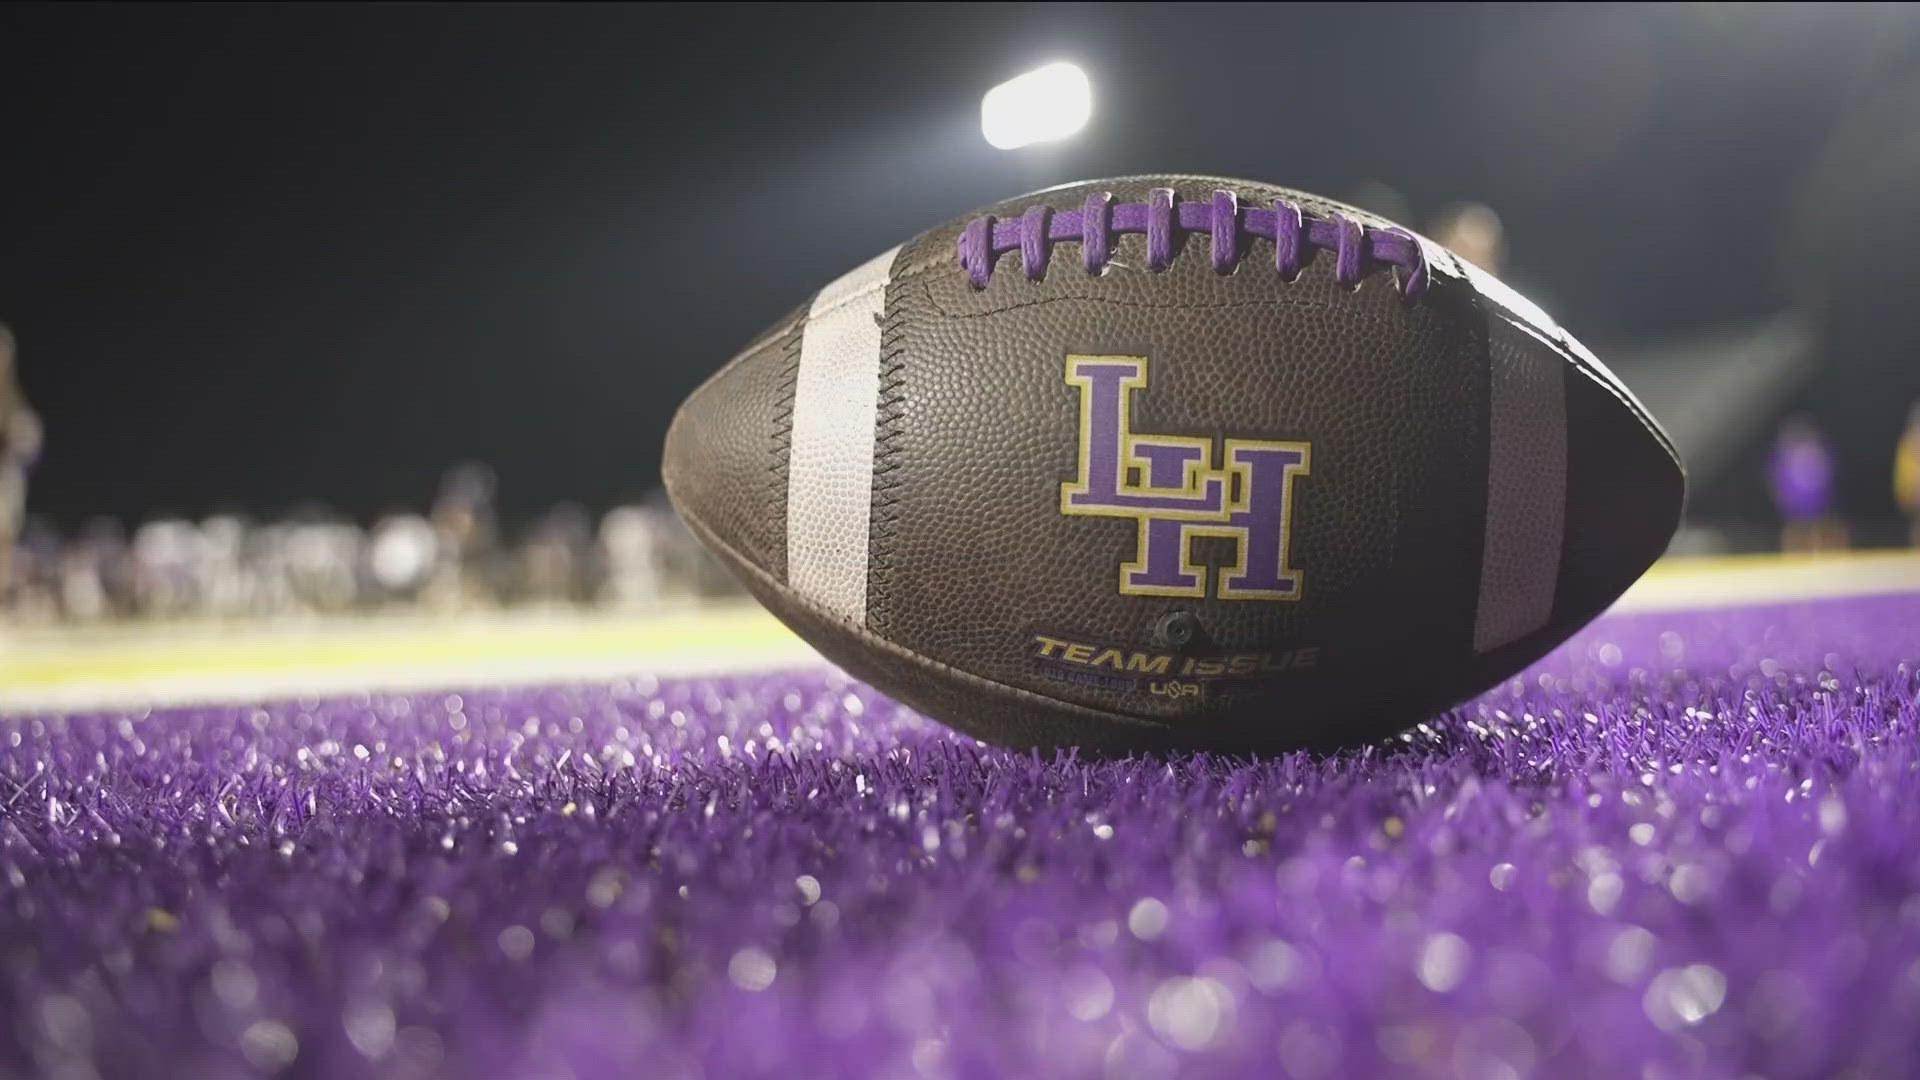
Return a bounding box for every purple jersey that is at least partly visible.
[1769,432,1833,520]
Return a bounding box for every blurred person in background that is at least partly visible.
[1770,415,1847,554]
[0,325,43,611]
[131,517,205,618]
[367,512,439,606]
[74,518,134,620]
[199,514,252,618]
[518,503,593,607]
[428,462,500,610]
[281,512,365,615]
[1897,404,1920,548]
[246,521,302,619]
[1428,203,1506,276]
[598,505,664,610]
[57,523,112,622]
[11,517,61,622]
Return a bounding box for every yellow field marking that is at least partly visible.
[1615,549,1920,612]
[0,605,813,709]
[1,550,1914,710]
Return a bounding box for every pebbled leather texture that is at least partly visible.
[661,310,803,583]
[1473,321,1569,655]
[663,175,1684,754]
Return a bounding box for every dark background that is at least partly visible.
[4,2,1917,529]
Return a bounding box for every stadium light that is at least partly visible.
[981,62,1092,150]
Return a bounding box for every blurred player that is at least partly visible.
[74,517,135,619]
[10,516,61,622]
[1429,202,1506,276]
[199,514,251,618]
[131,517,205,618]
[597,505,663,609]
[282,513,364,615]
[367,512,439,606]
[0,325,44,610]
[519,504,592,606]
[1769,415,1847,553]
[1896,403,1920,547]
[247,521,300,618]
[57,522,111,622]
[427,463,500,610]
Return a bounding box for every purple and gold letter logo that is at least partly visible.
[1061,355,1309,600]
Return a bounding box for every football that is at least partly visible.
[662,175,1684,755]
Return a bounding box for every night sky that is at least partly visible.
[4,3,1915,528]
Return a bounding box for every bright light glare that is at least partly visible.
[981,62,1092,150]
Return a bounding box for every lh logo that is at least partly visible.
[1060,355,1309,600]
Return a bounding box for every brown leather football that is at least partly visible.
[662,175,1684,755]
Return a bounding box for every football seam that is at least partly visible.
[867,279,914,637]
[676,502,1174,738]
[906,177,1423,300]
[911,192,1681,480]
[918,270,1425,331]
[766,327,804,579]
[679,312,806,413]
[977,174,1412,239]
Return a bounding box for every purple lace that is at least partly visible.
[957,187,1430,300]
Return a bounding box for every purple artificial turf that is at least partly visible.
[4,593,1920,1079]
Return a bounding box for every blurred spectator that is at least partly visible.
[1429,202,1506,276]
[200,514,253,617]
[245,522,300,618]
[1,473,750,624]
[519,503,593,606]
[428,463,500,610]
[132,518,205,618]
[598,505,664,609]
[78,518,135,619]
[0,325,44,610]
[281,512,364,615]
[12,516,62,621]
[1769,415,1848,553]
[55,520,112,622]
[1897,404,1920,547]
[367,513,439,604]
